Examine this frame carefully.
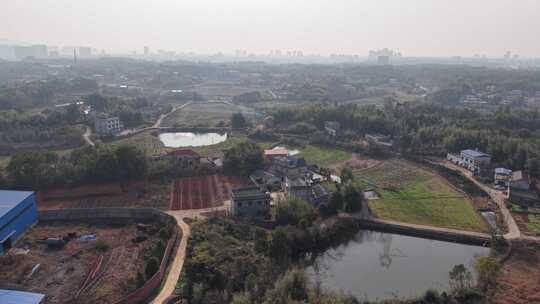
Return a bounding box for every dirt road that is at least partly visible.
[151,205,228,304]
[83,127,94,146]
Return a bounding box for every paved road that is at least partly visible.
[82,127,95,146]
[440,161,522,240]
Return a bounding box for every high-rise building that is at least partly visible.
[377,55,390,65]
[0,45,14,60]
[13,45,47,60]
[144,46,150,55]
[79,47,92,57]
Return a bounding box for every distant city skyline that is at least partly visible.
[2,0,540,58]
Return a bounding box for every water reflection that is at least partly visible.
[307,229,489,301]
[159,132,227,148]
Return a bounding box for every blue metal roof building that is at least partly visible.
[0,190,38,255]
[0,289,45,304]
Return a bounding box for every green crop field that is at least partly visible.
[527,214,540,235]
[355,160,488,232]
[297,145,351,166]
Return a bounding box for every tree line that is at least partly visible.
[1,144,148,190]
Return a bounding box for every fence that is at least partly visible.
[114,229,179,304]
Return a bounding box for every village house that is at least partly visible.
[284,175,329,206]
[448,149,491,174]
[365,133,393,150]
[324,121,341,137]
[286,177,313,203]
[494,168,512,186]
[230,187,272,217]
[264,148,288,159]
[95,114,123,136]
[270,156,307,177]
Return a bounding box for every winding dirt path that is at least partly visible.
[151,211,190,304]
[151,206,228,304]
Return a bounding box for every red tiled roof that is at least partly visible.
[168,149,201,158]
[264,148,288,156]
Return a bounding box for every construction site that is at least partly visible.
[0,207,179,304]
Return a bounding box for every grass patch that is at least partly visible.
[297,145,351,166]
[108,131,166,156]
[527,214,540,235]
[356,160,488,232]
[0,156,10,169]
[161,102,256,127]
[106,131,272,158]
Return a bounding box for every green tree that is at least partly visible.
[87,93,108,112]
[7,151,59,189]
[340,167,354,184]
[268,227,291,264]
[342,183,362,213]
[224,141,264,176]
[231,293,251,304]
[65,103,80,123]
[474,256,502,291]
[254,227,268,254]
[263,269,308,304]
[328,190,343,213]
[115,145,148,180]
[231,112,247,129]
[145,257,160,279]
[275,197,315,227]
[449,264,473,291]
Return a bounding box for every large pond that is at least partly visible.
[307,230,489,301]
[159,132,227,148]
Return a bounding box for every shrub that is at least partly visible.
[275,197,315,226]
[93,240,109,253]
[145,257,160,279]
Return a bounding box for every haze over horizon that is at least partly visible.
[2,0,540,57]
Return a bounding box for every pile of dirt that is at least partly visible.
[493,245,540,304]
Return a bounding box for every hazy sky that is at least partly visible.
[2,0,540,57]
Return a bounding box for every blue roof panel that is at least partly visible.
[0,289,45,304]
[0,190,34,219]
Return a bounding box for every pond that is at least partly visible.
[159,132,227,148]
[307,230,489,301]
